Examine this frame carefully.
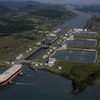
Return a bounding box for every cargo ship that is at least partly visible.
[0,64,22,86]
[53,28,62,35]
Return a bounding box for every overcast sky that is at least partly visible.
[33,0,100,4]
[1,0,100,4]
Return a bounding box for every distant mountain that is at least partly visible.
[0,5,12,13]
[20,3,47,10]
[29,8,66,19]
[0,1,66,10]
[0,1,46,8]
[74,4,100,12]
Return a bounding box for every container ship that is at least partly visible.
[0,64,22,86]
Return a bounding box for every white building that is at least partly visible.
[49,33,56,36]
[50,49,52,52]
[61,43,67,48]
[16,54,23,60]
[73,28,87,32]
[63,37,67,39]
[35,63,38,66]
[57,42,60,44]
[58,66,62,70]
[84,29,87,31]
[29,48,32,51]
[70,35,74,40]
[11,62,15,65]
[36,42,41,45]
[26,50,29,53]
[65,34,68,36]
[48,58,56,64]
[73,28,83,32]
[42,54,48,59]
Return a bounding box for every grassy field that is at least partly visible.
[54,61,95,76]
[0,31,42,64]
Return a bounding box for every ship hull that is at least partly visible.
[0,69,22,86]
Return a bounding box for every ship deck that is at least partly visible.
[0,64,22,83]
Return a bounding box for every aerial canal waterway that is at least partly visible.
[25,47,48,60]
[53,10,92,30]
[1,11,100,100]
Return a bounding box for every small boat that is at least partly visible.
[19,72,24,76]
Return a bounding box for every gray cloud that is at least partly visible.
[33,0,100,4]
[1,0,100,4]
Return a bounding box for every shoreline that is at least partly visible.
[30,64,100,94]
[30,65,81,94]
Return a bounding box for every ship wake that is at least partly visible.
[11,82,37,86]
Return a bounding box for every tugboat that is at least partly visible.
[19,72,24,76]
